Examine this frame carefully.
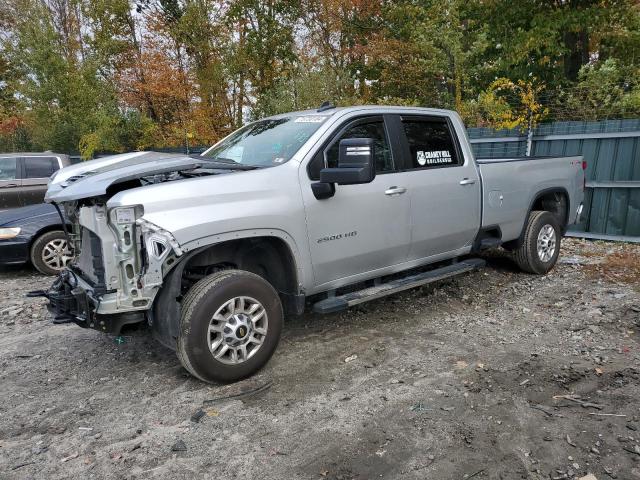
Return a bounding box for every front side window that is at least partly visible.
[325,121,393,173]
[24,157,58,178]
[402,119,460,169]
[0,157,17,180]
[201,115,329,167]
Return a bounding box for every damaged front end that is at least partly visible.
[43,201,183,334]
[36,151,234,334]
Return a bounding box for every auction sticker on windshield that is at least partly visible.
[295,116,328,123]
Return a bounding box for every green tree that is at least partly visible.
[561,59,640,120]
[0,0,639,154]
[469,0,640,88]
[221,0,301,119]
[0,0,123,153]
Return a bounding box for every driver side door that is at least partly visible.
[300,115,412,289]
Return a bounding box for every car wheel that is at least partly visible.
[513,210,562,274]
[30,230,74,276]
[177,269,283,383]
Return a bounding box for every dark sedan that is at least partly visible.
[0,203,73,275]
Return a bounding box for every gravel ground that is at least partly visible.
[1,238,639,480]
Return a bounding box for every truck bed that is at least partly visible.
[477,155,584,242]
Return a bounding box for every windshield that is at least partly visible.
[201,115,329,167]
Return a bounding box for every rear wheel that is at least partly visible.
[513,210,561,274]
[30,230,73,276]
[177,270,283,383]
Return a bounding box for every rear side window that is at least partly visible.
[402,119,460,169]
[23,157,59,178]
[0,157,17,180]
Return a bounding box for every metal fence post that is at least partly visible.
[525,109,533,157]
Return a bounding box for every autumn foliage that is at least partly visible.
[0,0,639,157]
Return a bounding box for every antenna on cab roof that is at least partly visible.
[317,101,335,112]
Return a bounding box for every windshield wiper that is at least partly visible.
[211,156,240,164]
[190,154,265,170]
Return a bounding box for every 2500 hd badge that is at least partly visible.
[317,230,358,244]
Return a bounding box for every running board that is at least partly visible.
[312,258,486,314]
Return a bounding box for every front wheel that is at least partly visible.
[513,210,562,274]
[177,270,283,383]
[30,230,74,276]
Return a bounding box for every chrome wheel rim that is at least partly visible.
[42,238,73,271]
[208,296,268,365]
[536,224,556,262]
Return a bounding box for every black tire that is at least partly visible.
[513,210,562,274]
[30,230,73,276]
[177,269,283,383]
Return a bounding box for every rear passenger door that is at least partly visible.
[395,115,481,261]
[20,156,60,206]
[0,157,22,210]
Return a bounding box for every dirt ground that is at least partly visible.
[1,238,639,480]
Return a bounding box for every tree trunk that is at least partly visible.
[563,30,590,81]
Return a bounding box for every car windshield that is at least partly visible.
[200,115,329,167]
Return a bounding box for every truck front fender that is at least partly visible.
[180,228,306,290]
[151,230,306,350]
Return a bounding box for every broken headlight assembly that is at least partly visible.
[136,218,183,260]
[136,217,183,289]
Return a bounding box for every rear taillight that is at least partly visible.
[582,161,587,190]
[582,160,587,170]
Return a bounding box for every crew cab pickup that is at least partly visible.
[41,106,585,383]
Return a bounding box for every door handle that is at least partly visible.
[385,186,407,196]
[4,183,18,188]
[459,178,476,186]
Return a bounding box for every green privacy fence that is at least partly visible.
[468,119,640,241]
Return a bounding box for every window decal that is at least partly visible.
[402,119,460,169]
[416,150,453,166]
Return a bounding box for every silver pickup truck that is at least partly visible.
[41,105,585,383]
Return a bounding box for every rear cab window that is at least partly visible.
[401,118,461,170]
[23,157,59,178]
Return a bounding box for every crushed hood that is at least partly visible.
[46,151,207,203]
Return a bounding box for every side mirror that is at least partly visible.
[319,138,376,185]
